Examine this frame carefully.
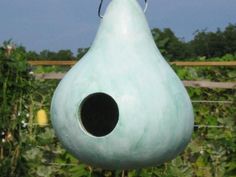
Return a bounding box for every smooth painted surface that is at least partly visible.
[51,0,194,169]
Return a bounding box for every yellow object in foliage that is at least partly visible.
[37,109,48,127]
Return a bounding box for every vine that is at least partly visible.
[0,41,235,177]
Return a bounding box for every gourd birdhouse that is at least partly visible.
[51,0,194,169]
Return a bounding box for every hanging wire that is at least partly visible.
[191,100,234,104]
[143,0,148,13]
[45,162,78,166]
[194,125,229,129]
[29,123,231,129]
[98,0,104,18]
[98,0,149,18]
[27,121,233,130]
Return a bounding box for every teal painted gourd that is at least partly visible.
[51,0,194,170]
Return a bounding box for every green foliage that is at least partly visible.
[77,48,89,59]
[152,24,236,60]
[152,28,189,60]
[37,49,75,61]
[190,24,236,58]
[0,42,235,177]
[0,41,34,176]
[26,48,88,61]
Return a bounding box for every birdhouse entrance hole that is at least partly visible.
[80,93,119,137]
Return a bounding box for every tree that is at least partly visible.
[38,49,74,60]
[189,24,236,58]
[223,24,236,55]
[39,50,57,60]
[152,28,189,60]
[56,50,74,60]
[26,51,39,60]
[77,48,89,60]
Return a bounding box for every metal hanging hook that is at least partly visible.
[143,0,148,13]
[98,0,149,18]
[98,0,104,18]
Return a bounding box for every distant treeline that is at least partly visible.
[152,23,236,60]
[3,24,236,61]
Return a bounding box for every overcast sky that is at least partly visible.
[0,0,235,54]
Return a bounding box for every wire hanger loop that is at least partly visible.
[98,0,148,18]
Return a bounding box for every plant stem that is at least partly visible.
[0,146,3,160]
